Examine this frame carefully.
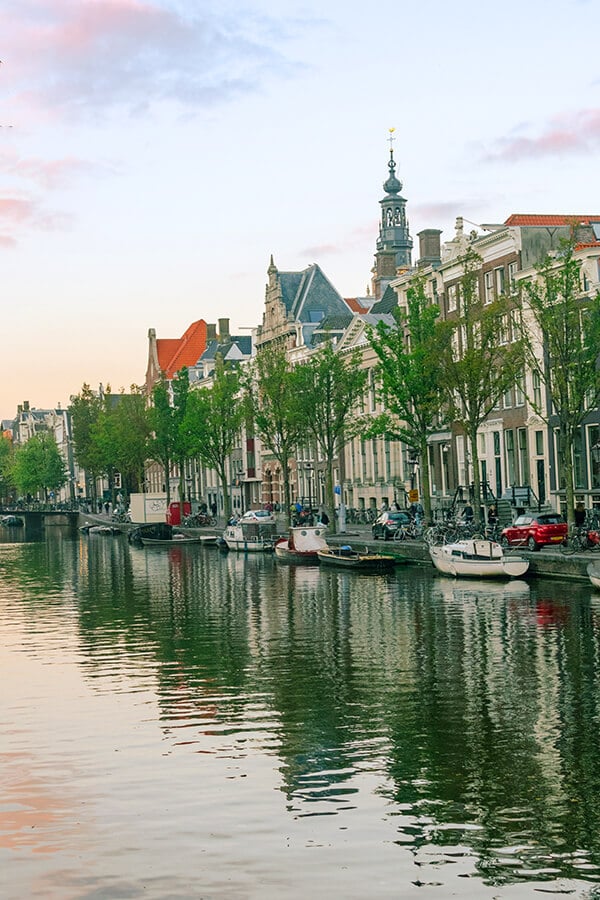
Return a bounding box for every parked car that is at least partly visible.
[500,513,567,551]
[239,509,276,523]
[372,510,411,540]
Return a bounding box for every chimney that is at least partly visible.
[23,400,30,412]
[206,323,217,342]
[218,318,230,341]
[417,229,442,268]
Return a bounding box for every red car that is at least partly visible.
[501,513,567,551]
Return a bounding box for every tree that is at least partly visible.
[245,346,305,526]
[10,433,67,499]
[366,272,450,524]
[106,387,152,497]
[294,341,368,532]
[148,377,176,504]
[438,249,522,523]
[181,360,245,519]
[171,369,191,503]
[0,435,14,503]
[69,384,104,501]
[518,244,600,526]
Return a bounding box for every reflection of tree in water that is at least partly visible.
[20,534,600,886]
[382,580,600,884]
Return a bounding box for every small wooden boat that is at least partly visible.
[317,545,397,571]
[587,563,600,589]
[140,533,202,547]
[429,538,529,579]
[199,534,219,546]
[274,525,328,563]
[1,514,24,527]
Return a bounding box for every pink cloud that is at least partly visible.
[0,197,38,223]
[486,108,600,161]
[0,234,17,249]
[0,149,108,188]
[0,0,304,120]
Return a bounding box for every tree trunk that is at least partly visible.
[219,469,231,520]
[563,427,575,527]
[325,461,336,534]
[419,437,432,525]
[469,431,483,527]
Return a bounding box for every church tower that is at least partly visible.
[372,130,413,299]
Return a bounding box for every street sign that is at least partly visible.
[408,489,419,503]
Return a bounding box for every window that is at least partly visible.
[508,261,518,286]
[484,271,494,304]
[503,387,512,409]
[515,375,525,406]
[499,314,510,345]
[495,267,506,296]
[447,283,458,312]
[535,430,544,456]
[532,371,542,411]
[505,430,516,484]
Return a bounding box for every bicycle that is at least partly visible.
[560,527,600,555]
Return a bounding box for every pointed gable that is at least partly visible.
[258,259,351,351]
[146,320,208,390]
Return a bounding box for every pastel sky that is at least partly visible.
[1,0,599,419]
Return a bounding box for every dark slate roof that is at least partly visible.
[278,264,349,322]
[198,335,252,363]
[310,313,353,347]
[369,283,398,314]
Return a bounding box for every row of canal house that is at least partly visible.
[144,144,600,521]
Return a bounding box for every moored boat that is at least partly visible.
[1,514,24,527]
[140,533,203,546]
[222,519,278,552]
[274,524,328,563]
[587,562,600,589]
[317,545,397,572]
[429,538,529,579]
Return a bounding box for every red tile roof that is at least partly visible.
[575,242,600,250]
[344,297,369,314]
[157,320,207,379]
[505,214,600,226]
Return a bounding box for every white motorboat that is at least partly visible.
[274,525,329,563]
[429,538,529,579]
[222,519,278,552]
[587,563,600,589]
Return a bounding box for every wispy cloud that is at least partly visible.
[485,108,600,162]
[0,149,113,188]
[0,193,72,248]
[1,0,308,121]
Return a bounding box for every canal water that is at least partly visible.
[2,527,600,900]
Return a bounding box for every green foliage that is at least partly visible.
[367,272,450,521]
[10,433,67,497]
[69,384,105,482]
[246,347,305,524]
[295,341,368,530]
[104,387,151,494]
[181,361,245,517]
[518,244,600,523]
[0,435,15,499]
[438,249,523,516]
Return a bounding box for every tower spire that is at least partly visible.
[371,129,412,299]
